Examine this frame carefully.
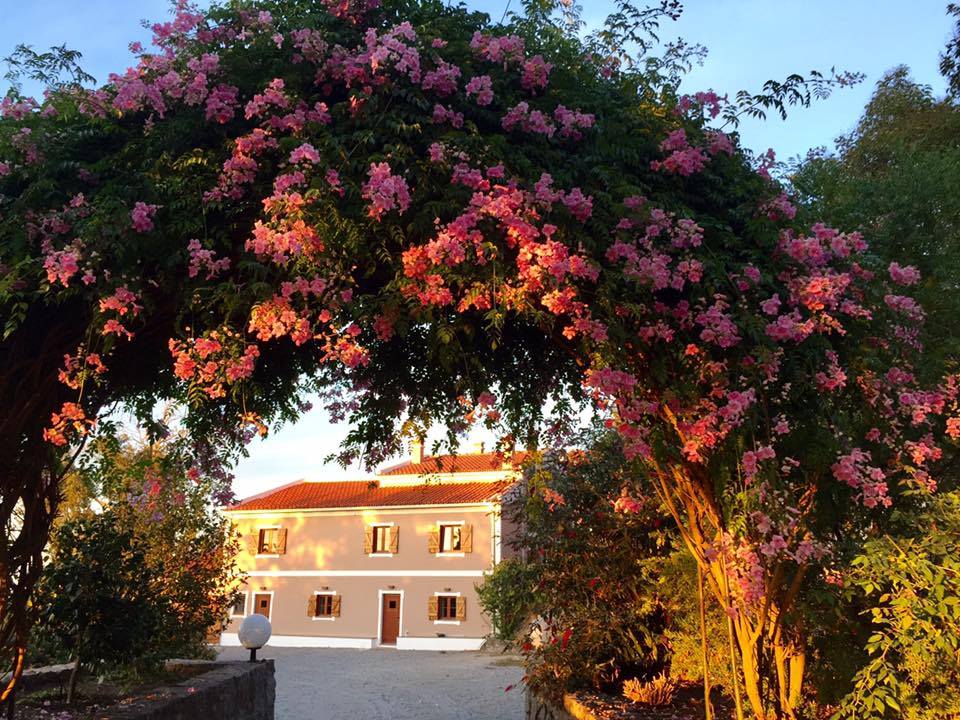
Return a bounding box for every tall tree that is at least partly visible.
[0,1,951,717]
[791,66,960,360]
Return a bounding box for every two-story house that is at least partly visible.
[219,444,525,651]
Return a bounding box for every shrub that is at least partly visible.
[474,558,535,643]
[623,674,677,706]
[478,428,675,701]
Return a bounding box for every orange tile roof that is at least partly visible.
[378,450,529,476]
[228,479,513,512]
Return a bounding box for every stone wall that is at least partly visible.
[106,660,275,720]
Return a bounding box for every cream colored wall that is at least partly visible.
[224,504,498,639]
[225,575,489,639]
[229,505,496,573]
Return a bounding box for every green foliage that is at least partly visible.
[34,512,168,674]
[32,431,242,672]
[659,551,734,692]
[791,66,960,361]
[475,558,535,643]
[832,493,960,720]
[478,428,676,700]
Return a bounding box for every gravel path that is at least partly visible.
[217,646,524,720]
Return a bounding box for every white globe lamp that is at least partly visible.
[238,613,272,661]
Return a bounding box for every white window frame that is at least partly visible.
[369,522,395,557]
[376,588,404,646]
[229,590,248,619]
[250,590,275,622]
[311,590,338,622]
[433,591,462,625]
[436,520,465,557]
[255,525,282,558]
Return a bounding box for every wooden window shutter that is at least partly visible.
[363,525,373,554]
[428,596,439,621]
[461,524,473,553]
[332,595,341,617]
[388,526,399,554]
[427,528,440,554]
[306,594,317,617]
[276,528,288,554]
[247,533,260,556]
[455,596,466,621]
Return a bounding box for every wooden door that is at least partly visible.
[380,593,401,645]
[253,593,272,619]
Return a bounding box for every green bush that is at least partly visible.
[829,492,960,720]
[475,558,535,643]
[478,429,677,701]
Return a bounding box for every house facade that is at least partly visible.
[220,445,524,651]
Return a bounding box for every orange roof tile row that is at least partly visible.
[378,450,528,476]
[228,479,513,512]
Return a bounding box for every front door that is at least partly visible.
[253,593,272,619]
[380,593,401,645]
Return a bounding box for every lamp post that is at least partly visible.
[238,614,272,662]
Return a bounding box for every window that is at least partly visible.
[429,523,471,554]
[437,595,459,620]
[230,592,246,617]
[364,523,398,555]
[309,592,340,619]
[373,525,390,553]
[440,524,462,552]
[315,595,334,617]
[257,527,286,554]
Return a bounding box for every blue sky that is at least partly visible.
[2,1,953,496]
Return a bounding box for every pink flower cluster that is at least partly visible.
[742,445,776,483]
[44,249,80,286]
[169,331,261,398]
[432,103,464,128]
[361,162,411,220]
[888,262,921,286]
[470,32,525,65]
[521,55,552,92]
[130,202,160,233]
[832,448,891,508]
[676,90,726,119]
[501,102,555,137]
[464,75,494,106]
[187,239,230,279]
[421,60,461,96]
[553,105,595,140]
[289,143,321,164]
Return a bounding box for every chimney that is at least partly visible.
[470,441,485,455]
[410,439,424,464]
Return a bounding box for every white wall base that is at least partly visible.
[219,633,373,649]
[396,637,486,651]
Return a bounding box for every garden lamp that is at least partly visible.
[238,614,272,662]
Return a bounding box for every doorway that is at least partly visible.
[253,592,273,620]
[380,592,401,645]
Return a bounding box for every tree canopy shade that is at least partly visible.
[0,1,956,718]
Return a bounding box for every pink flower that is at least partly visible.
[562,188,593,223]
[760,295,781,316]
[521,55,552,92]
[289,143,321,164]
[361,162,411,221]
[130,202,159,232]
[888,262,921,286]
[464,75,494,106]
[44,249,80,286]
[422,61,461,96]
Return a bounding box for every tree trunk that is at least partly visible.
[67,651,81,705]
[697,563,713,720]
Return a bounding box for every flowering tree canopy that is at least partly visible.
[0,0,954,717]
